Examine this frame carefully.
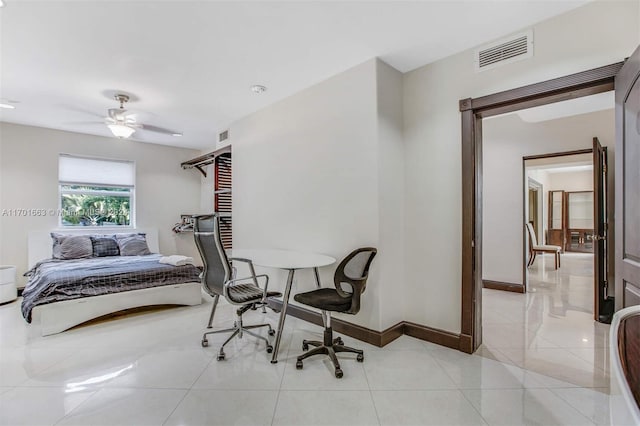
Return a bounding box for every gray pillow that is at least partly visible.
[117,234,151,256]
[90,236,120,257]
[51,233,93,260]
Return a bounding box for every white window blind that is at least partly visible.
[59,154,135,187]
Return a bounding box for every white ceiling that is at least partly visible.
[517,91,614,123]
[0,0,589,150]
[526,153,593,171]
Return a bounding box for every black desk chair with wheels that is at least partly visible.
[294,247,377,378]
[193,214,281,361]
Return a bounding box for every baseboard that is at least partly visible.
[458,333,474,354]
[268,299,461,350]
[380,322,405,346]
[268,299,391,347]
[403,321,461,351]
[482,280,525,293]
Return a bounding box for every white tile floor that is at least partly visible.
[0,252,611,425]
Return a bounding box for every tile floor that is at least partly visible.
[0,252,612,425]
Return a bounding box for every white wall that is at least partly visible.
[376,60,405,329]
[403,0,638,333]
[0,123,203,287]
[549,170,593,192]
[225,58,404,331]
[483,110,612,286]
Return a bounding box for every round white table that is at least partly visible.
[231,249,336,363]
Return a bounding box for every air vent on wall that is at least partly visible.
[475,30,533,72]
[218,130,229,143]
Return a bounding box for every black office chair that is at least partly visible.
[294,247,377,378]
[193,214,281,361]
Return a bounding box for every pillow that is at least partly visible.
[90,236,120,257]
[51,233,93,260]
[116,234,151,256]
[113,233,140,239]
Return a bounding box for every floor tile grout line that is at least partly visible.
[361,354,382,426]
[51,386,100,426]
[548,387,608,425]
[161,388,191,426]
[459,387,492,426]
[270,318,302,426]
[429,348,469,391]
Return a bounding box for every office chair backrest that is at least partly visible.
[334,247,377,315]
[193,214,231,297]
[526,222,538,247]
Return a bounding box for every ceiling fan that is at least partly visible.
[104,94,182,139]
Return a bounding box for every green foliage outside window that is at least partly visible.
[60,185,131,226]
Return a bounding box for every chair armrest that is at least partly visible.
[228,257,253,264]
[224,274,271,303]
[229,257,261,289]
[227,274,270,286]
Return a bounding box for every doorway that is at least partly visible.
[523,151,596,291]
[458,62,623,353]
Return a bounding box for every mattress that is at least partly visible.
[21,254,201,322]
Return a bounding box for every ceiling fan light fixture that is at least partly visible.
[108,123,136,139]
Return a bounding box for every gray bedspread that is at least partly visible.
[21,254,202,322]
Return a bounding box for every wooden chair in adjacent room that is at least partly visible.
[526,222,561,270]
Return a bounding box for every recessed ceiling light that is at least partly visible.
[250,85,267,94]
[0,103,15,109]
[172,133,183,137]
[0,0,5,8]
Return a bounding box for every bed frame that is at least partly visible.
[27,228,202,336]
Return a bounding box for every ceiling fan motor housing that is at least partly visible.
[115,94,130,109]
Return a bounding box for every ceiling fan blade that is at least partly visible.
[59,104,104,119]
[139,123,179,135]
[63,121,105,126]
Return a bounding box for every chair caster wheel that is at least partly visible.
[357,354,364,362]
[266,345,273,353]
[302,342,309,351]
[296,360,303,369]
[335,337,344,345]
[335,368,343,378]
[217,352,225,361]
[201,339,208,347]
[268,329,276,336]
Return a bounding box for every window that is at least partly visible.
[58,154,135,227]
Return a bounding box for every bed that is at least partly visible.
[24,229,202,336]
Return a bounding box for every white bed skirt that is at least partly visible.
[32,281,202,336]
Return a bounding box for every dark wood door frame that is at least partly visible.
[458,62,623,354]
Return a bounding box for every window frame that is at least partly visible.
[58,154,136,229]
